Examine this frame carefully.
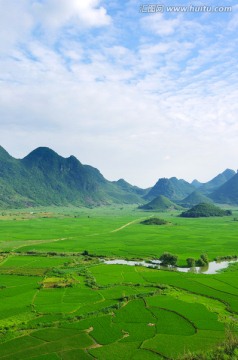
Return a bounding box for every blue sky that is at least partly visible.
[0,0,237,187]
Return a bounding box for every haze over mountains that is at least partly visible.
[0,146,237,208]
[193,169,236,195]
[143,169,238,208]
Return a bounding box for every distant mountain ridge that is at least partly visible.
[210,172,238,205]
[0,146,237,208]
[0,146,144,208]
[199,169,236,194]
[144,177,195,201]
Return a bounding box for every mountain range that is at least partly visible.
[0,146,237,208]
[193,169,236,194]
[209,172,238,205]
[144,177,195,202]
[144,169,238,207]
[0,146,143,208]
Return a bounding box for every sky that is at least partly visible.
[0,0,238,188]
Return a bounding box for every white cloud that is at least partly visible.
[0,0,32,53]
[0,0,111,54]
[32,0,111,29]
[228,10,238,30]
[0,1,237,187]
[141,13,181,36]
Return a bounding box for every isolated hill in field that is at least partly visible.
[199,169,236,194]
[139,195,183,211]
[140,217,168,225]
[209,172,238,205]
[0,146,144,208]
[180,202,232,218]
[145,177,195,201]
[113,178,149,197]
[179,190,213,208]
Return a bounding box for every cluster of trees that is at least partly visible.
[215,255,237,261]
[158,252,210,268]
[83,268,97,289]
[159,252,178,266]
[141,218,168,225]
[24,250,82,257]
[186,254,209,267]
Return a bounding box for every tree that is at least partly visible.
[196,254,209,267]
[186,258,196,267]
[196,258,206,267]
[82,250,89,256]
[200,253,209,264]
[159,252,178,266]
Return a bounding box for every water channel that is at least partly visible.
[103,258,238,274]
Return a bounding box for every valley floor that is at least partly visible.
[0,205,238,359]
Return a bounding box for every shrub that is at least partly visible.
[140,218,168,225]
[186,258,196,267]
[159,252,178,266]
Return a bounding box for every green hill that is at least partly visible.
[139,195,183,211]
[179,190,213,208]
[180,203,232,218]
[145,177,195,201]
[0,146,144,208]
[210,172,238,205]
[140,217,168,225]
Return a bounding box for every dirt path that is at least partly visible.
[110,219,143,233]
[11,237,71,251]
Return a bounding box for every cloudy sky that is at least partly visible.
[0,0,237,187]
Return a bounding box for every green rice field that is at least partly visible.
[0,205,238,359]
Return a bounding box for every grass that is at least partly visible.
[142,331,224,359]
[113,299,155,323]
[0,335,45,358]
[27,355,61,360]
[0,206,237,264]
[89,341,141,360]
[31,328,80,342]
[151,307,196,335]
[60,349,93,360]
[1,332,94,360]
[0,275,41,326]
[178,330,238,359]
[146,295,225,332]
[87,315,123,344]
[119,322,156,342]
[0,205,238,359]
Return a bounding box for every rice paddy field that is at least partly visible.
[0,205,238,359]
